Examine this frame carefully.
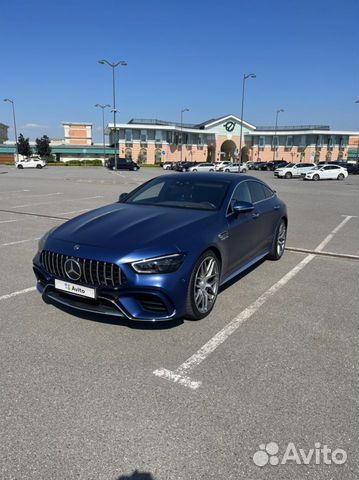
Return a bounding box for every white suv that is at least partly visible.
[16,158,47,169]
[215,161,231,171]
[274,162,315,178]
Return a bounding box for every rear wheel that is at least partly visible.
[268,219,287,260]
[209,169,214,172]
[285,172,292,179]
[192,169,197,172]
[337,173,344,180]
[36,164,42,169]
[185,251,220,320]
[224,168,230,172]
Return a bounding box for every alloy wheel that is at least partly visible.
[277,221,287,257]
[194,256,219,314]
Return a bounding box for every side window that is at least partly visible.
[248,181,267,203]
[228,182,251,214]
[262,184,274,198]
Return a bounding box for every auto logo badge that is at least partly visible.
[73,244,80,251]
[64,258,82,281]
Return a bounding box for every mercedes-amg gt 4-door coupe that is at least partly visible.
[33,173,287,322]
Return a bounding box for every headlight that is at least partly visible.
[38,226,58,251]
[130,253,186,274]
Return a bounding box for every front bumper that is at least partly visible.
[33,251,189,322]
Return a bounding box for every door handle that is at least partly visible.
[252,212,260,219]
[274,205,280,210]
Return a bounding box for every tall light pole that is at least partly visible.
[95,103,110,165]
[273,108,284,161]
[180,108,189,163]
[4,98,19,164]
[98,59,127,170]
[355,100,359,163]
[239,73,256,163]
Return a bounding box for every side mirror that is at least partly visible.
[232,200,254,214]
[119,192,128,202]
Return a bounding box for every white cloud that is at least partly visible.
[22,123,48,129]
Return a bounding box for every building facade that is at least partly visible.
[62,122,92,146]
[0,123,9,144]
[107,115,358,165]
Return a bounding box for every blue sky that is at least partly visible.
[0,0,358,142]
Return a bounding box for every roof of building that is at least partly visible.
[61,122,93,126]
[256,125,330,131]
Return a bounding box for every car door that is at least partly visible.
[320,165,333,179]
[247,180,279,252]
[225,181,264,275]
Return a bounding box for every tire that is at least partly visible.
[17,164,23,169]
[133,166,138,171]
[182,167,186,172]
[284,172,292,179]
[268,219,287,260]
[36,164,42,169]
[185,250,220,320]
[209,169,214,172]
[242,168,247,173]
[224,168,230,172]
[313,174,320,181]
[337,173,344,180]
[192,169,197,172]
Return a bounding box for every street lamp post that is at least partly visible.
[98,59,127,171]
[4,98,19,164]
[180,108,189,163]
[239,73,256,163]
[355,100,359,163]
[95,103,111,165]
[273,108,284,161]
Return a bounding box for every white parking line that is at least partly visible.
[315,215,355,252]
[0,286,36,301]
[154,215,355,390]
[58,208,91,215]
[0,192,63,200]
[0,219,17,224]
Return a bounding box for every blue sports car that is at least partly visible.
[33,173,287,322]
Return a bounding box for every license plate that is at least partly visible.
[55,279,96,299]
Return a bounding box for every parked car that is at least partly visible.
[189,163,216,172]
[16,158,46,169]
[162,162,174,170]
[266,161,289,171]
[175,161,197,172]
[253,161,271,171]
[346,163,359,175]
[246,161,256,170]
[33,173,287,322]
[274,162,316,178]
[106,157,140,171]
[218,163,247,173]
[215,161,231,171]
[304,164,348,181]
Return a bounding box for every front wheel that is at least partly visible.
[192,169,197,172]
[285,172,292,179]
[209,169,214,172]
[185,251,220,320]
[268,219,287,260]
[313,174,320,181]
[17,164,23,169]
[337,173,344,180]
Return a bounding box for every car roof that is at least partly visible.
[160,172,266,185]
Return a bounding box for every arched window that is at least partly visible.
[154,149,162,164]
[125,148,132,160]
[138,148,147,164]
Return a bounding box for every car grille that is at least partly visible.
[40,250,125,287]
[136,294,168,314]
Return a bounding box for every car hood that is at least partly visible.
[50,203,216,252]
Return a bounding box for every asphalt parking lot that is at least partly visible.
[0,164,358,480]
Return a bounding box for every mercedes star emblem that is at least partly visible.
[64,258,82,281]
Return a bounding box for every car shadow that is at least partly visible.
[45,297,184,330]
[219,256,267,293]
[115,470,155,480]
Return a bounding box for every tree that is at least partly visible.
[35,135,52,158]
[241,146,250,163]
[17,133,32,157]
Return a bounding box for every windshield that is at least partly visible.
[122,177,230,210]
